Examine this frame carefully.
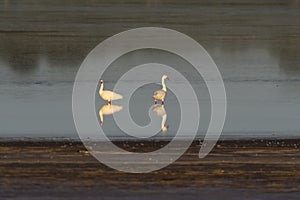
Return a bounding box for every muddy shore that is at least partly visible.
[0,139,299,199]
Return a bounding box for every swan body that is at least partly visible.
[99,80,123,104]
[152,104,169,132]
[153,75,169,104]
[99,104,123,125]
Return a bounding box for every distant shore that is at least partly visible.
[0,139,299,199]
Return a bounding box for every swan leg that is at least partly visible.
[162,100,164,105]
[108,100,111,105]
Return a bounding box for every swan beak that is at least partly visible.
[166,77,170,80]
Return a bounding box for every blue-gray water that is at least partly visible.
[0,0,300,139]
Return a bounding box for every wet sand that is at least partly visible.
[0,139,299,199]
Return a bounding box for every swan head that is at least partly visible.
[100,80,104,85]
[162,75,169,80]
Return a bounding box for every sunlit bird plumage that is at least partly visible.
[153,75,169,104]
[99,80,123,104]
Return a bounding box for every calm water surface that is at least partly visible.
[0,0,300,138]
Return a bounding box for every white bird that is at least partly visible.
[99,104,123,126]
[152,104,169,132]
[153,75,169,105]
[99,80,123,104]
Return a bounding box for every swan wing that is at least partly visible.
[111,92,123,100]
[153,90,166,101]
[101,90,123,101]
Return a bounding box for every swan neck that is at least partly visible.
[162,78,167,92]
[100,83,104,94]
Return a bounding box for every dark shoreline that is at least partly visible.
[1,139,299,199]
[0,138,299,147]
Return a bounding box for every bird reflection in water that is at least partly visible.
[99,104,123,126]
[152,105,169,132]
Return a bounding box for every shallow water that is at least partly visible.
[0,0,300,138]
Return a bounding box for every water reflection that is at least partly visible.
[152,105,169,132]
[277,37,300,77]
[146,0,162,7]
[3,0,9,9]
[99,103,169,133]
[99,104,123,126]
[1,1,300,80]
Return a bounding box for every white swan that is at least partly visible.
[152,104,169,132]
[99,80,123,104]
[99,104,123,125]
[153,75,169,104]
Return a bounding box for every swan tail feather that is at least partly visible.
[112,93,123,100]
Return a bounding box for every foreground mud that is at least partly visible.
[0,139,299,199]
